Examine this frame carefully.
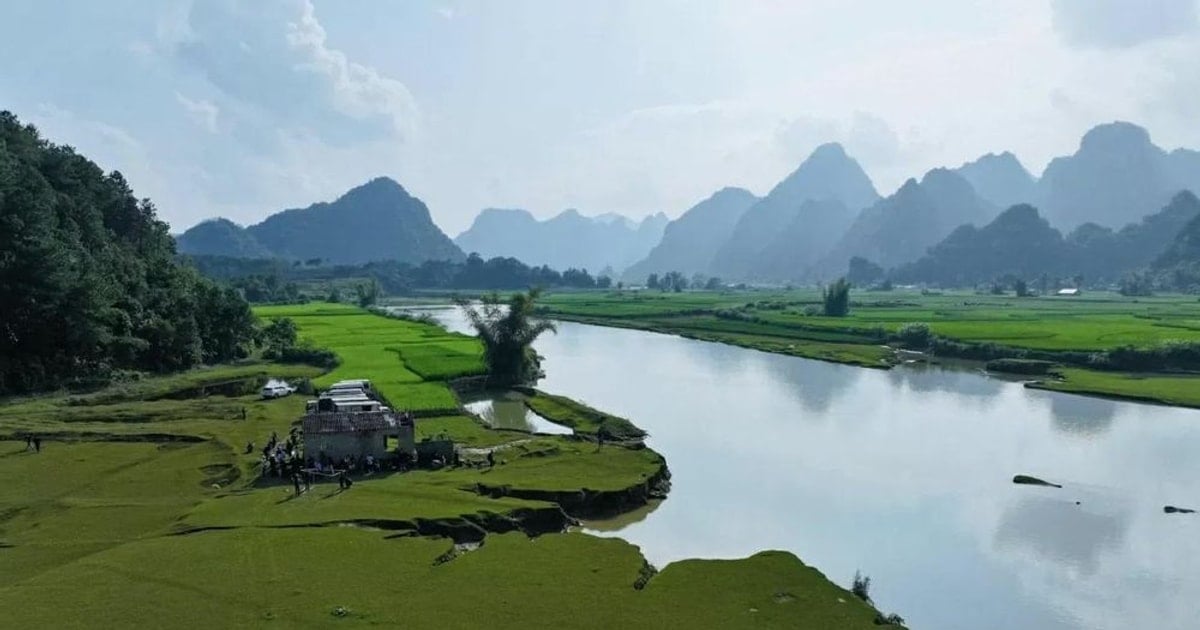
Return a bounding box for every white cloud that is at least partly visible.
[1051,0,1199,48]
[173,0,417,148]
[175,92,219,132]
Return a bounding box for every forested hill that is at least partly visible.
[176,177,465,265]
[0,111,256,395]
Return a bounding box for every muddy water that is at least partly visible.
[416,306,1200,630]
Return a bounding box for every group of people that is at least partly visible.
[255,428,302,479]
[24,435,42,453]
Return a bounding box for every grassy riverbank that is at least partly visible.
[538,289,1200,407]
[0,303,893,628]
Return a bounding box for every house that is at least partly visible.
[302,410,414,461]
[1056,288,1081,296]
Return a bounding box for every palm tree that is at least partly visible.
[457,289,557,385]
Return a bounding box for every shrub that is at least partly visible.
[851,571,872,603]
[276,343,340,369]
[894,323,932,349]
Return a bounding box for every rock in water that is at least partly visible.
[1012,474,1062,488]
[1164,505,1196,514]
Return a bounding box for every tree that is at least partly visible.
[326,286,342,303]
[661,271,688,292]
[704,276,723,291]
[646,273,660,290]
[1119,272,1154,296]
[596,275,613,289]
[355,279,380,307]
[262,318,298,356]
[457,289,557,385]
[847,256,884,286]
[822,278,851,316]
[1014,279,1030,297]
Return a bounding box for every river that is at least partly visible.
[411,306,1200,630]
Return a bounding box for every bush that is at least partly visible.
[985,358,1056,375]
[894,323,932,349]
[275,343,340,369]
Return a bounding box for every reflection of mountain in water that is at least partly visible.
[886,362,1006,399]
[995,495,1128,576]
[758,348,864,412]
[1043,393,1118,437]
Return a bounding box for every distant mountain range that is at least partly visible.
[623,187,759,281]
[708,143,879,281]
[893,191,1200,286]
[813,168,995,279]
[176,178,464,265]
[454,208,667,275]
[177,121,1200,289]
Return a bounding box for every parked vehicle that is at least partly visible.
[260,381,295,399]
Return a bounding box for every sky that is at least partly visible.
[2,0,1199,235]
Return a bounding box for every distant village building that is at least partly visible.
[302,410,415,461]
[1056,288,1081,296]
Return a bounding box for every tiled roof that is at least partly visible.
[302,411,401,434]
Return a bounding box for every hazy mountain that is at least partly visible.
[233,177,463,265]
[954,151,1037,210]
[892,204,1065,286]
[1167,148,1200,198]
[1153,192,1200,269]
[623,187,759,281]
[754,198,852,281]
[709,143,879,279]
[1038,122,1184,230]
[176,218,273,259]
[1069,191,1200,282]
[455,208,668,274]
[818,168,994,276]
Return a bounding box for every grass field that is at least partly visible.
[1031,368,1200,408]
[0,304,891,627]
[539,289,1200,405]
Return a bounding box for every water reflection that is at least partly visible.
[995,493,1129,575]
[460,392,573,435]
[1042,393,1118,437]
[418,306,1200,630]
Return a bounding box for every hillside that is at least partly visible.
[709,143,878,280]
[175,218,273,259]
[0,110,255,394]
[818,168,994,277]
[954,151,1037,210]
[1154,195,1200,270]
[245,178,464,265]
[455,208,667,275]
[754,198,852,281]
[623,187,758,281]
[1038,122,1184,230]
[1070,191,1200,282]
[891,192,1200,287]
[176,178,463,265]
[891,204,1067,285]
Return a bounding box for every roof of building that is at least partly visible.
[302,411,402,434]
[1057,288,1081,295]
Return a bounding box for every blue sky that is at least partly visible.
[2,0,1198,233]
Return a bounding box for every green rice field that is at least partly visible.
[0,304,887,628]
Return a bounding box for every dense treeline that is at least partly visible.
[186,252,612,301]
[0,112,256,394]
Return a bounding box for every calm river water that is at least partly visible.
[415,306,1200,630]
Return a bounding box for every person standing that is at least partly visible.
[32,436,41,453]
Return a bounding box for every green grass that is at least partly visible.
[1031,368,1200,408]
[541,289,1200,353]
[0,529,884,629]
[0,303,894,627]
[522,390,647,439]
[540,289,1200,405]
